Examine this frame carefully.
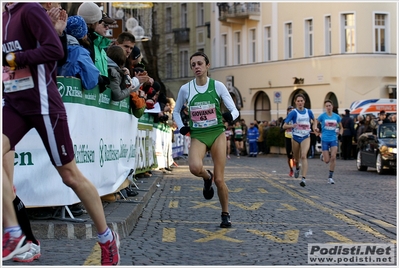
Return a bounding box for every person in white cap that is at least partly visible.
[77,2,110,92]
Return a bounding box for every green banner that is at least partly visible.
[56,76,130,113]
[138,112,154,130]
[153,122,172,133]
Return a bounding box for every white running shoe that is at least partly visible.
[320,154,324,162]
[300,178,306,187]
[329,178,335,184]
[13,241,41,263]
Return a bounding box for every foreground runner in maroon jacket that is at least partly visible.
[2,3,120,265]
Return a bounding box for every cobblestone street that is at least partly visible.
[3,154,397,266]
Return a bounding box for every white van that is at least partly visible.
[315,99,397,154]
[350,98,397,119]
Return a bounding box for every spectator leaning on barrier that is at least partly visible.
[116,34,151,86]
[77,2,110,92]
[2,3,120,265]
[123,44,153,118]
[163,97,176,127]
[58,15,100,90]
[141,81,161,110]
[126,46,151,86]
[106,45,141,101]
[127,45,144,72]
[113,31,135,58]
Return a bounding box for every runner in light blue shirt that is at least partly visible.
[314,99,343,184]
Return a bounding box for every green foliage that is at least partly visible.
[265,126,285,147]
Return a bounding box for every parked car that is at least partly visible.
[356,123,397,174]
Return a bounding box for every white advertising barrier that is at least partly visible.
[152,123,173,169]
[13,77,138,207]
[135,113,157,173]
[172,129,185,159]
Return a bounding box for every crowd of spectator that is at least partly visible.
[12,1,178,226]
[54,2,173,123]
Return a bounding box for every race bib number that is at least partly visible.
[3,67,34,93]
[190,104,217,128]
[324,119,337,131]
[295,122,310,135]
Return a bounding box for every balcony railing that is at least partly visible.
[173,28,190,44]
[217,3,261,22]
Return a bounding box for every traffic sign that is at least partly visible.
[274,91,282,103]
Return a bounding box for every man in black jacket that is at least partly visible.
[377,110,391,125]
[341,109,355,160]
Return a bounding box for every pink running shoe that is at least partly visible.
[99,231,120,266]
[2,232,30,261]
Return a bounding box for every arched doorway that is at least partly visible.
[254,91,271,121]
[290,89,311,109]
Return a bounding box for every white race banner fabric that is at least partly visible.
[13,103,138,207]
[152,125,170,169]
[12,77,139,207]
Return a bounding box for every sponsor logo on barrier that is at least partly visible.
[74,144,95,164]
[129,142,136,161]
[110,99,129,109]
[14,151,34,166]
[58,81,65,97]
[99,93,111,105]
[85,93,97,101]
[57,81,83,98]
[98,139,136,167]
[120,99,129,109]
[99,139,119,167]
[308,243,395,265]
[119,140,129,159]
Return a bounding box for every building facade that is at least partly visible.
[153,3,212,98]
[209,2,397,122]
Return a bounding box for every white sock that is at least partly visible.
[98,227,113,244]
[4,226,22,238]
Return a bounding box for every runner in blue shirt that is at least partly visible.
[314,99,343,184]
